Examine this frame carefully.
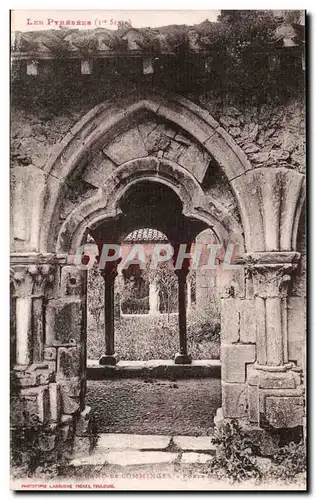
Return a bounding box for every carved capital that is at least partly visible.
[12,268,34,298]
[244,252,300,298]
[247,263,297,298]
[11,264,55,298]
[31,264,55,297]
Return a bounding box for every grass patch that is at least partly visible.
[87,308,220,361]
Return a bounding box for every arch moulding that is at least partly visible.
[56,156,244,254]
[40,92,251,254]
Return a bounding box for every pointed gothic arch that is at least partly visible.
[40,92,251,253]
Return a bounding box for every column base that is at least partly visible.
[174,353,192,365]
[214,408,304,456]
[254,362,294,372]
[99,355,117,366]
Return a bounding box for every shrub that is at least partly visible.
[187,307,221,343]
[11,410,100,478]
[270,439,306,483]
[209,420,306,485]
[211,420,262,483]
[11,417,55,475]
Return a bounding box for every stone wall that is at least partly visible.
[11,97,305,174]
[10,95,305,256]
[10,259,95,460]
[10,82,306,455]
[201,97,305,174]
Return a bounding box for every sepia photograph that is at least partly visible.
[10,9,306,491]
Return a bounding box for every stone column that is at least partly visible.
[30,265,55,362]
[12,263,55,366]
[245,251,305,430]
[174,268,192,365]
[187,277,192,311]
[149,279,160,315]
[99,265,118,366]
[245,252,299,369]
[13,270,33,366]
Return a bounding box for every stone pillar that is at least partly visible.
[174,268,192,365]
[44,262,96,456]
[187,277,192,311]
[14,284,32,366]
[10,255,64,459]
[244,252,305,430]
[149,279,160,315]
[10,255,95,458]
[31,265,55,362]
[245,252,299,369]
[12,262,55,366]
[99,265,118,366]
[46,263,88,413]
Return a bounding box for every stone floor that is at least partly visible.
[59,434,305,491]
[86,377,222,435]
[12,433,306,491]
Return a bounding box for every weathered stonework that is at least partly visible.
[46,300,83,345]
[287,296,306,368]
[220,299,240,343]
[218,247,305,431]
[222,344,256,383]
[222,382,248,419]
[265,395,304,428]
[10,34,306,462]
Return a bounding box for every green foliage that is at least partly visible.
[121,294,150,314]
[210,420,306,485]
[87,309,220,361]
[12,10,304,109]
[118,262,178,316]
[187,284,221,343]
[187,308,220,343]
[270,439,306,482]
[211,420,262,483]
[281,11,303,25]
[39,31,72,57]
[165,25,190,53]
[11,416,53,473]
[115,273,140,314]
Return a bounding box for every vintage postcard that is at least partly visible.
[10,9,306,491]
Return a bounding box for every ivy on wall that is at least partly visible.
[11,10,305,109]
[10,11,305,174]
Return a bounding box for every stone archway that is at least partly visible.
[56,156,243,254]
[10,92,306,456]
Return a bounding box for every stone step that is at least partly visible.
[71,451,179,467]
[70,450,214,467]
[87,359,221,380]
[173,435,216,452]
[70,433,216,468]
[95,433,215,453]
[97,434,171,451]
